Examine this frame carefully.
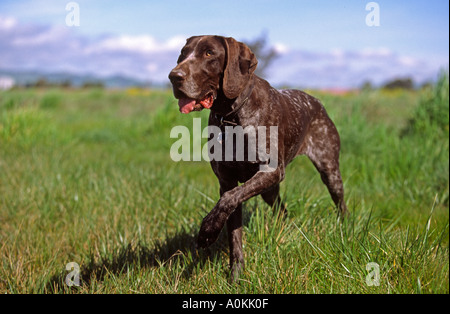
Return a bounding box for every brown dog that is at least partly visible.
[169,35,347,280]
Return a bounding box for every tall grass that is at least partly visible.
[406,71,449,136]
[0,80,448,293]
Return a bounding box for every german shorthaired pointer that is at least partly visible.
[169,35,347,281]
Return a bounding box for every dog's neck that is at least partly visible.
[211,78,255,119]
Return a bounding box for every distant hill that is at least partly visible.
[0,69,156,88]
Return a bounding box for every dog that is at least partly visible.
[169,35,347,281]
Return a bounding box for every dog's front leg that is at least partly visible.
[227,203,243,281]
[197,167,284,249]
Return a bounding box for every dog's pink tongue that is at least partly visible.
[178,98,196,114]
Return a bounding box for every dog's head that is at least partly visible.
[168,35,258,114]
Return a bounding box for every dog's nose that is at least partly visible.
[168,68,186,83]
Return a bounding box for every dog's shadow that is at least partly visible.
[46,226,230,292]
[87,227,230,283]
[46,205,258,292]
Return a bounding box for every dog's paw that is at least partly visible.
[197,211,226,248]
[230,260,244,283]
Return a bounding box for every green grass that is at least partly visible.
[0,77,448,294]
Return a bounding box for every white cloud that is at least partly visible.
[145,63,159,73]
[398,56,421,67]
[0,16,447,88]
[268,47,446,88]
[359,47,393,58]
[0,16,182,82]
[87,35,182,54]
[165,35,187,50]
[0,16,17,30]
[12,25,69,46]
[273,42,290,54]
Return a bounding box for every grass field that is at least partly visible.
[0,74,448,294]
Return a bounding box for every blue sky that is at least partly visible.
[1,0,448,88]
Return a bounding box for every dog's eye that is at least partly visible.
[205,50,213,57]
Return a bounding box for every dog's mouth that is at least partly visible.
[178,93,214,114]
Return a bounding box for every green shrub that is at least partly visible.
[40,92,62,109]
[406,71,449,135]
[0,107,56,146]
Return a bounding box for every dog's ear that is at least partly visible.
[222,37,258,99]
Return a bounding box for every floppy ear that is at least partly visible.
[222,37,258,99]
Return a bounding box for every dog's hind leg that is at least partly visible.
[302,114,348,216]
[261,184,287,217]
[311,158,348,216]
